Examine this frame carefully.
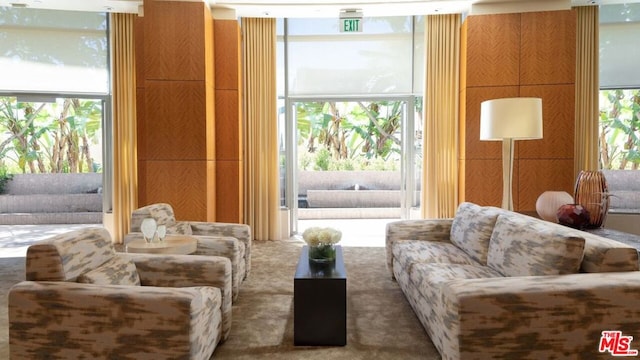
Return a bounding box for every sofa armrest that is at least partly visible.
[385,219,453,274]
[187,221,253,276]
[127,253,232,340]
[9,281,221,359]
[442,272,640,359]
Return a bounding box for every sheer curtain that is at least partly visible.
[242,18,280,241]
[422,14,461,218]
[110,13,138,243]
[574,6,600,173]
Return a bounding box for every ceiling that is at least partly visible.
[0,0,632,19]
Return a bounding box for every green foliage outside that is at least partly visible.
[0,96,103,175]
[599,89,640,170]
[296,100,421,171]
[0,166,13,194]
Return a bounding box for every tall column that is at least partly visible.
[135,0,216,221]
[213,10,244,224]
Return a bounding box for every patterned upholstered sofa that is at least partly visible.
[9,227,232,360]
[386,202,640,360]
[126,203,251,301]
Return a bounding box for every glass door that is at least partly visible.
[282,97,421,236]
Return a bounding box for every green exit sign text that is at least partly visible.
[340,18,362,33]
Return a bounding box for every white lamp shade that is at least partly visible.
[480,97,543,140]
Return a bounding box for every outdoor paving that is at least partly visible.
[0,219,392,258]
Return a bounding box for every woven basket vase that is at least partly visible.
[573,170,610,228]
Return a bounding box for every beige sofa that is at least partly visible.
[386,202,640,360]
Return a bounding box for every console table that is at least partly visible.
[294,245,347,346]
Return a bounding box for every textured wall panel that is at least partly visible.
[216,160,243,223]
[215,89,241,161]
[136,88,147,161]
[464,86,519,160]
[139,160,209,221]
[521,10,576,86]
[518,159,575,211]
[460,10,576,211]
[465,14,521,87]
[214,20,240,91]
[519,84,575,159]
[144,0,206,81]
[144,81,207,160]
[464,159,505,206]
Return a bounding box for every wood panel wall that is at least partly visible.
[459,10,576,211]
[135,0,216,221]
[214,20,244,224]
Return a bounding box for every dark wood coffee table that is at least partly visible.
[294,245,347,346]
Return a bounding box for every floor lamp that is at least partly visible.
[480,97,543,211]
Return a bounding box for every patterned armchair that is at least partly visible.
[9,227,232,360]
[127,203,251,301]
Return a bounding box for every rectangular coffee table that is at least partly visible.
[294,245,347,346]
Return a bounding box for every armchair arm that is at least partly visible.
[126,253,232,340]
[442,272,640,359]
[187,221,252,276]
[385,219,453,274]
[9,281,221,359]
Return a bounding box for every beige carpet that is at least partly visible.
[0,240,440,359]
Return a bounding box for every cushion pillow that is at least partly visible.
[77,255,141,286]
[167,222,193,235]
[450,202,501,265]
[148,203,177,226]
[487,214,586,277]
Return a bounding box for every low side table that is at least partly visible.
[294,245,347,346]
[126,235,198,255]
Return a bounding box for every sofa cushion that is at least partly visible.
[77,255,141,286]
[552,226,640,273]
[392,240,478,271]
[487,214,586,277]
[450,202,501,265]
[409,263,503,291]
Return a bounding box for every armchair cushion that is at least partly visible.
[168,222,193,235]
[26,227,115,282]
[77,255,141,286]
[147,203,177,226]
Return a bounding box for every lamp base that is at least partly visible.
[501,138,514,211]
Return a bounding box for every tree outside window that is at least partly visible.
[599,89,640,170]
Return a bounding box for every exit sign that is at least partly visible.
[340,18,362,33]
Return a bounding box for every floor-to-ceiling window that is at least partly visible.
[0,8,110,216]
[277,16,424,240]
[599,3,640,234]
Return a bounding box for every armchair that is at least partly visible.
[127,203,251,301]
[9,227,232,360]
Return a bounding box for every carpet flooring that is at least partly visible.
[0,239,441,359]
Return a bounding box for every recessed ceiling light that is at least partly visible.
[10,3,28,8]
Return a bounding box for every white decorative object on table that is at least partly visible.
[156,225,167,242]
[302,227,342,263]
[536,191,574,223]
[140,218,157,243]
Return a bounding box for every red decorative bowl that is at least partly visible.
[556,204,591,229]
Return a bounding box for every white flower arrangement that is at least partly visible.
[302,227,342,247]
